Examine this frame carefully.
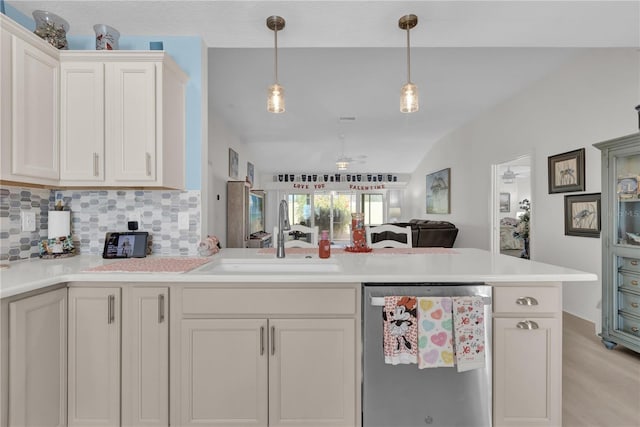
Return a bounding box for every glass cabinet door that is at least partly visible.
[615,153,640,246]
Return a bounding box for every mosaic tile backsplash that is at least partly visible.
[0,186,202,261]
[0,186,51,261]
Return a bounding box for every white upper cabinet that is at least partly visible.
[59,52,188,188]
[1,14,188,189]
[1,15,60,185]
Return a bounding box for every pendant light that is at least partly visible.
[266,16,285,113]
[399,14,418,113]
[336,134,350,170]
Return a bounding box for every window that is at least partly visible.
[280,191,393,244]
[361,194,384,226]
[282,191,357,244]
[286,194,311,226]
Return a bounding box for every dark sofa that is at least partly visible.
[370,219,458,248]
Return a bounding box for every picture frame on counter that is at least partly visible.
[564,193,601,237]
[548,148,585,193]
[229,148,239,179]
[426,168,451,214]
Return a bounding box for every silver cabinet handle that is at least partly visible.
[158,294,165,323]
[145,152,151,176]
[632,280,639,286]
[107,294,115,324]
[260,326,265,356]
[631,327,639,333]
[631,260,639,266]
[271,326,275,355]
[631,302,639,309]
[516,296,539,306]
[93,153,99,177]
[516,320,539,330]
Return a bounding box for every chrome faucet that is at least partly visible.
[277,199,291,258]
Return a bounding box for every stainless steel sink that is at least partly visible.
[193,257,342,274]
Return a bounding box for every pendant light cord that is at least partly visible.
[406,26,411,83]
[274,27,279,84]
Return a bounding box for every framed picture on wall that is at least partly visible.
[247,161,255,186]
[229,148,239,179]
[499,192,511,212]
[548,148,585,193]
[426,168,450,214]
[564,193,601,237]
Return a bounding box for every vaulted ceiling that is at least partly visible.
[8,1,640,174]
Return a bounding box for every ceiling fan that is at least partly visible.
[335,134,366,170]
[501,167,519,184]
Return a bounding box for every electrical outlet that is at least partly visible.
[178,212,190,230]
[21,211,36,232]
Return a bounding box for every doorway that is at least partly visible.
[492,156,532,259]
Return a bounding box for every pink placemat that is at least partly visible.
[256,247,458,255]
[84,257,212,273]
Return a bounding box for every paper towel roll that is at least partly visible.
[48,211,70,239]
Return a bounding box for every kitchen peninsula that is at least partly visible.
[0,249,596,427]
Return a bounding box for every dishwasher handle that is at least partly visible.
[370,296,491,306]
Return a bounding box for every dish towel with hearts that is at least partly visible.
[452,296,486,372]
[417,297,455,368]
[383,296,418,365]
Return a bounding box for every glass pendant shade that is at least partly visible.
[266,16,285,114]
[400,82,419,113]
[268,83,285,113]
[399,14,419,113]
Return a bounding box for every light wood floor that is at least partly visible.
[563,312,640,427]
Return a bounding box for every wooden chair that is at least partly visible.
[273,225,319,248]
[366,224,413,248]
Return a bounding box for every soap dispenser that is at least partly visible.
[319,230,331,259]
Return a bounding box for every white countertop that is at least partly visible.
[0,248,598,299]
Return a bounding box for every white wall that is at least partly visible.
[406,49,639,325]
[207,115,262,246]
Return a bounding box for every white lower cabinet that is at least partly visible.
[8,288,67,427]
[68,287,120,426]
[268,318,356,427]
[68,285,168,427]
[122,287,169,427]
[491,284,562,427]
[173,285,360,427]
[180,318,269,425]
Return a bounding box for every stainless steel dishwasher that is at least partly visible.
[362,283,492,427]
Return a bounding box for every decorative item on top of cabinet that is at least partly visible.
[594,131,640,354]
[32,10,69,49]
[59,51,188,188]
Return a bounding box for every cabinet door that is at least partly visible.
[106,62,157,183]
[1,28,11,172]
[68,287,120,426]
[11,36,59,181]
[493,317,561,427]
[9,288,67,427]
[180,318,268,426]
[60,62,105,181]
[122,287,169,427]
[269,318,357,427]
